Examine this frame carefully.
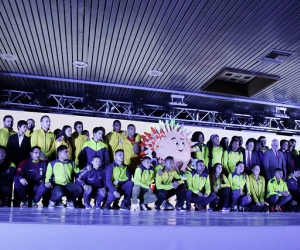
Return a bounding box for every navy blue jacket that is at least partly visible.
[286,175,300,196]
[76,167,106,188]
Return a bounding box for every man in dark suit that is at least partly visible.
[6,120,31,207]
[263,139,286,181]
[279,139,294,175]
[6,120,31,167]
[243,138,260,175]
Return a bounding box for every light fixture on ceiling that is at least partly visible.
[73,60,88,68]
[147,70,162,76]
[168,94,187,107]
[0,53,18,61]
[274,107,289,119]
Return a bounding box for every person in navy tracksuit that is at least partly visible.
[13,146,48,208]
[76,155,107,209]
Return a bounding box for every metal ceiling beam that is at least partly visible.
[1,89,300,134]
[1,71,300,109]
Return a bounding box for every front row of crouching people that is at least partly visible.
[1,144,299,212]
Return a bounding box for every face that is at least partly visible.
[27,119,35,130]
[252,165,260,175]
[76,124,83,134]
[294,171,300,178]
[239,136,243,146]
[0,149,6,161]
[127,125,136,136]
[196,161,205,173]
[224,138,229,147]
[19,124,28,134]
[215,164,222,175]
[65,127,72,138]
[198,134,204,144]
[236,163,244,173]
[142,159,151,169]
[30,148,41,161]
[59,149,69,161]
[165,159,175,172]
[94,130,103,141]
[41,117,51,130]
[115,151,124,162]
[113,122,121,132]
[3,118,13,129]
[212,136,220,146]
[281,141,289,151]
[246,141,254,151]
[271,140,280,151]
[92,157,101,170]
[231,140,239,151]
[260,138,267,147]
[275,170,283,180]
[289,141,296,149]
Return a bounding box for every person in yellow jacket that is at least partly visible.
[248,165,269,212]
[30,115,56,161]
[228,161,251,212]
[186,160,217,211]
[222,137,244,175]
[56,125,73,160]
[131,156,157,211]
[191,131,207,162]
[0,115,16,147]
[205,134,223,173]
[71,121,88,165]
[266,168,292,212]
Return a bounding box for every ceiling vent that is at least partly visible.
[201,68,280,97]
[261,49,297,64]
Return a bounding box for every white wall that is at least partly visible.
[1,109,299,149]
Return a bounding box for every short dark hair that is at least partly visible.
[280,139,289,147]
[246,138,256,146]
[57,145,68,155]
[30,146,41,152]
[142,156,151,161]
[274,168,283,173]
[115,149,124,155]
[258,136,266,141]
[17,120,28,129]
[93,126,105,135]
[40,115,50,122]
[251,164,260,170]
[92,155,101,160]
[74,121,83,129]
[196,160,204,165]
[3,115,13,122]
[127,124,135,129]
[113,120,121,125]
[293,167,300,172]
[165,156,174,162]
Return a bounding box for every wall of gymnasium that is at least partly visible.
[1,109,299,149]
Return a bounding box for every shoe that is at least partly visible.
[243,206,249,212]
[48,200,56,208]
[112,203,120,210]
[221,207,230,212]
[77,202,85,209]
[154,206,161,211]
[94,202,101,209]
[55,202,65,208]
[120,204,130,210]
[238,206,244,212]
[231,206,238,212]
[207,207,214,212]
[161,200,174,210]
[103,204,111,210]
[131,203,139,211]
[66,201,75,209]
[32,203,39,208]
[186,205,191,211]
[194,204,203,211]
[139,204,148,211]
[175,206,186,211]
[274,205,283,212]
[269,206,275,212]
[21,202,28,208]
[85,203,92,209]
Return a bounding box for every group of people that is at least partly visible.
[0,114,300,213]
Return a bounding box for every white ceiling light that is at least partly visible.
[147,70,162,76]
[0,53,18,61]
[73,60,88,68]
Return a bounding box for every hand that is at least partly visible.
[83,184,91,192]
[86,165,92,171]
[198,192,203,197]
[282,191,289,196]
[113,191,120,198]
[291,200,297,206]
[39,180,45,184]
[148,188,153,194]
[172,182,179,189]
[113,180,119,186]
[45,182,52,188]
[157,169,163,176]
[247,195,252,202]
[204,193,208,198]
[19,178,28,186]
[214,184,220,193]
[256,202,261,207]
[40,152,47,160]
[260,202,265,206]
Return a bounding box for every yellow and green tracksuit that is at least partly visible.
[222,150,244,175]
[71,133,89,164]
[228,171,250,194]
[118,134,141,170]
[30,129,56,160]
[155,169,184,191]
[106,130,127,162]
[133,164,155,189]
[267,177,290,198]
[249,174,265,203]
[192,144,207,162]
[0,128,16,147]
[205,146,223,168]
[209,174,230,193]
[186,170,211,195]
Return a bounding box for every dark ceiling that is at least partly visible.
[1,0,300,117]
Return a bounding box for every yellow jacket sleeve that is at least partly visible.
[186,172,199,194]
[173,171,184,185]
[134,168,150,189]
[245,176,251,195]
[155,174,173,190]
[260,178,265,202]
[221,175,230,188]
[205,175,211,195]
[250,179,259,203]
[222,151,229,175]
[45,163,53,183]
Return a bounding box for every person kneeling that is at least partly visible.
[267,168,292,212]
[186,160,217,211]
[45,145,83,208]
[14,146,48,208]
[154,156,185,211]
[106,149,133,210]
[228,161,251,212]
[132,156,157,210]
[76,155,107,209]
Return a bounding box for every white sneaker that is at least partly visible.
[140,204,147,211]
[131,203,139,211]
[48,200,55,208]
[66,201,75,209]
